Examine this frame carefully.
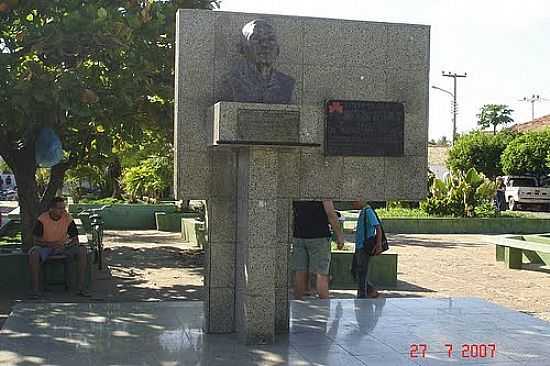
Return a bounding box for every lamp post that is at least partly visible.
[431,85,455,143]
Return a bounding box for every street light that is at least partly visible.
[432,85,453,98]
[432,85,456,143]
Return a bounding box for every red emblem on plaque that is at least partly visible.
[328,101,344,114]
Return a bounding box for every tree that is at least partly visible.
[0,0,218,250]
[447,131,516,179]
[428,136,450,145]
[0,158,12,173]
[477,104,514,135]
[501,130,550,177]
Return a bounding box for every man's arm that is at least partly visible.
[66,221,79,246]
[322,200,345,248]
[32,221,49,247]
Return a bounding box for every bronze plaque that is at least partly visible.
[325,100,404,156]
[237,109,300,143]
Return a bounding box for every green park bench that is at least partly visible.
[491,235,550,269]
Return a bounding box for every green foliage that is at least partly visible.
[78,197,125,205]
[477,104,514,134]
[0,0,218,247]
[66,164,108,196]
[474,201,497,218]
[423,168,496,217]
[0,221,21,244]
[501,130,550,176]
[122,156,172,202]
[376,207,429,218]
[0,159,12,173]
[447,131,516,179]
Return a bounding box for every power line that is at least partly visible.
[519,94,549,120]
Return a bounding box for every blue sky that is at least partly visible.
[218,0,550,140]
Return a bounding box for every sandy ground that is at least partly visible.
[1,231,549,329]
[379,234,550,322]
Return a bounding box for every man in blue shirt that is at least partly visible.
[353,199,383,298]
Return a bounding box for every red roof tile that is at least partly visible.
[510,115,550,132]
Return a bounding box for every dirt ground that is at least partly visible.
[381,234,550,322]
[1,231,549,329]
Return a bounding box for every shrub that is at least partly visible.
[447,131,516,179]
[502,130,550,177]
[122,156,171,202]
[423,168,496,217]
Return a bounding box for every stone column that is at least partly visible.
[235,147,279,344]
[204,150,237,333]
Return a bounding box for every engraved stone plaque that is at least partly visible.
[325,100,404,156]
[236,109,300,144]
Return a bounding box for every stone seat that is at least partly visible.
[329,251,398,289]
[490,235,550,269]
[39,234,92,291]
[43,254,69,291]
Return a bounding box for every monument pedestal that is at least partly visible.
[236,147,278,344]
[204,102,316,344]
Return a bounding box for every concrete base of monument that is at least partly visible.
[2,298,549,365]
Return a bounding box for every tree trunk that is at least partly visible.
[7,148,40,252]
[41,163,70,210]
[2,147,70,252]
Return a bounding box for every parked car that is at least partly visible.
[499,176,550,211]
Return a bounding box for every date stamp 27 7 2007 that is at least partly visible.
[409,344,496,359]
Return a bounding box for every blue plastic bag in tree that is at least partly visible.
[35,128,63,168]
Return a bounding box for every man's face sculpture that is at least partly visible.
[241,20,280,68]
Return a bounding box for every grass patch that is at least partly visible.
[340,208,543,220]
[376,208,430,218]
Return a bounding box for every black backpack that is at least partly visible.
[363,205,389,254]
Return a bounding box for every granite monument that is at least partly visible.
[174,9,430,345]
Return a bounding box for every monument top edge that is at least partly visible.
[176,8,430,29]
[213,101,300,111]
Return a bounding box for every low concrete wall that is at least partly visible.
[0,245,93,291]
[345,218,550,234]
[181,218,206,247]
[329,252,397,289]
[69,204,177,230]
[155,212,200,232]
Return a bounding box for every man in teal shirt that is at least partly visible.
[353,199,383,298]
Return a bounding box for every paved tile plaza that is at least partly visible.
[0,298,549,365]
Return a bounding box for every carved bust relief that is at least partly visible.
[220,19,296,104]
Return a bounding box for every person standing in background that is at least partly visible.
[293,200,345,300]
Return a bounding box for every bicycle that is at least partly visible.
[78,205,110,270]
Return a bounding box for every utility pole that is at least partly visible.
[519,94,547,120]
[442,71,467,143]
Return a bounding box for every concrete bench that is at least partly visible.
[329,251,398,289]
[489,235,550,269]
